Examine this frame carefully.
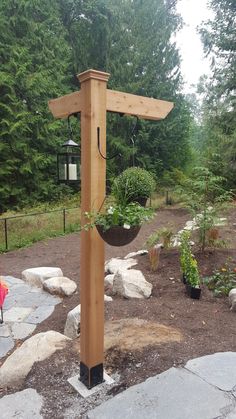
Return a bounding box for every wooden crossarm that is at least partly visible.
[48,89,173,120]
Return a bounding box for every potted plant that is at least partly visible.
[186,257,201,299]
[112,167,156,206]
[84,202,154,247]
[179,231,191,284]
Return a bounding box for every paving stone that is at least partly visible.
[3,307,33,322]
[14,291,61,307]
[11,322,36,339]
[87,367,235,419]
[0,336,14,358]
[3,276,24,285]
[185,352,236,391]
[25,305,55,324]
[0,388,43,419]
[9,284,31,294]
[0,324,11,337]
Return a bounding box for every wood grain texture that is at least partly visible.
[106,89,173,120]
[78,70,109,368]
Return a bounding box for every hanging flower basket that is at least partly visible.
[96,225,141,246]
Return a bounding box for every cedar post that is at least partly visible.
[78,69,110,388]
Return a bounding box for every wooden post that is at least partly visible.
[48,69,174,390]
[78,69,110,389]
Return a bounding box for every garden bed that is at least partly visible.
[0,205,236,417]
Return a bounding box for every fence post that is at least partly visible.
[63,209,66,233]
[4,218,8,250]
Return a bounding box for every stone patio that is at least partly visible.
[0,276,61,358]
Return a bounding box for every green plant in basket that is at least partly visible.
[84,202,154,232]
[112,167,156,205]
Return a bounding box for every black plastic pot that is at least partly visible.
[96,225,141,247]
[182,273,187,284]
[186,283,201,300]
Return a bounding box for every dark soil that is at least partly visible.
[1,205,236,418]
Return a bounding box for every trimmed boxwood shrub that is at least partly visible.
[112,167,156,205]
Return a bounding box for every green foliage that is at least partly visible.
[178,167,232,251]
[145,227,173,249]
[179,231,201,288]
[198,0,236,190]
[0,0,192,212]
[84,203,154,232]
[112,167,156,205]
[204,259,236,297]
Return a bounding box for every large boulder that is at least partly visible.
[43,277,77,296]
[64,304,81,339]
[113,269,152,299]
[22,267,63,288]
[229,288,236,312]
[105,258,137,274]
[0,331,70,386]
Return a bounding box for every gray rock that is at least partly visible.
[87,367,235,419]
[11,322,36,339]
[229,288,236,312]
[0,388,43,419]
[25,305,55,324]
[0,324,11,338]
[104,295,113,302]
[43,276,77,296]
[185,352,236,391]
[0,336,14,358]
[113,269,152,299]
[105,258,137,274]
[64,304,81,339]
[3,276,24,285]
[104,274,115,288]
[14,291,61,307]
[0,331,70,386]
[124,250,148,259]
[22,267,63,288]
[3,307,33,323]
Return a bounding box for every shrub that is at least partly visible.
[204,259,236,296]
[112,167,156,205]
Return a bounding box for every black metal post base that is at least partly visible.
[79,362,104,389]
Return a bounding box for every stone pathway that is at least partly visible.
[0,276,61,358]
[87,352,236,419]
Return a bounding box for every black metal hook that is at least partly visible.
[97,127,121,160]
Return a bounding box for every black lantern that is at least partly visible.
[57,116,80,184]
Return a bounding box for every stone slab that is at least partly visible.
[3,276,24,285]
[3,307,33,322]
[25,305,55,324]
[185,352,236,391]
[0,388,43,419]
[0,336,14,358]
[68,371,114,398]
[11,322,36,339]
[13,291,61,307]
[87,367,235,419]
[0,324,11,337]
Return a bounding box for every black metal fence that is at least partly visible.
[0,207,80,251]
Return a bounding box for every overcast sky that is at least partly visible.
[176,0,214,93]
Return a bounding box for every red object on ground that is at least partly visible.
[0,279,8,308]
[0,279,9,323]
